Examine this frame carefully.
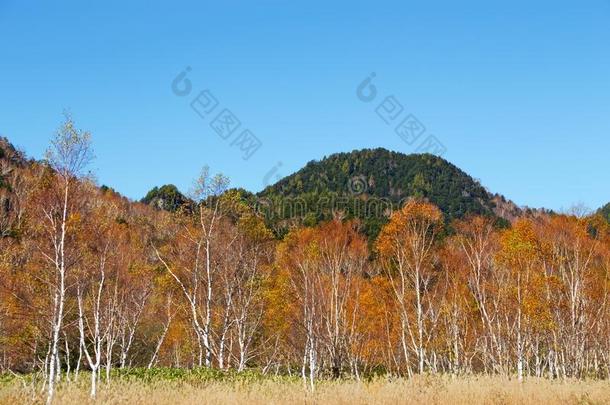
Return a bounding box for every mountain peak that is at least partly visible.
[258,148,518,236]
[140,184,191,212]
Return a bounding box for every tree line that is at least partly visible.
[0,118,608,403]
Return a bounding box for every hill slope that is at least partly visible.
[140,184,191,212]
[258,148,517,237]
[599,202,610,223]
[0,137,34,237]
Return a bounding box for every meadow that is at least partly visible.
[0,370,608,405]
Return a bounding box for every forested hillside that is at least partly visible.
[261,149,491,210]
[0,123,608,403]
[257,149,518,237]
[599,202,610,223]
[140,184,191,212]
[139,149,524,239]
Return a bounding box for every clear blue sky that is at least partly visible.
[1,0,608,211]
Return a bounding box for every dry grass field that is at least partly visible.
[0,375,608,405]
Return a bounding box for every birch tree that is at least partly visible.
[153,167,229,367]
[276,220,368,385]
[42,115,93,404]
[452,216,504,373]
[376,200,443,374]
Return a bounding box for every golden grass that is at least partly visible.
[0,375,608,405]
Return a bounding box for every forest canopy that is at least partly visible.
[0,121,608,403]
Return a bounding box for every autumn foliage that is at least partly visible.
[0,122,609,403]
